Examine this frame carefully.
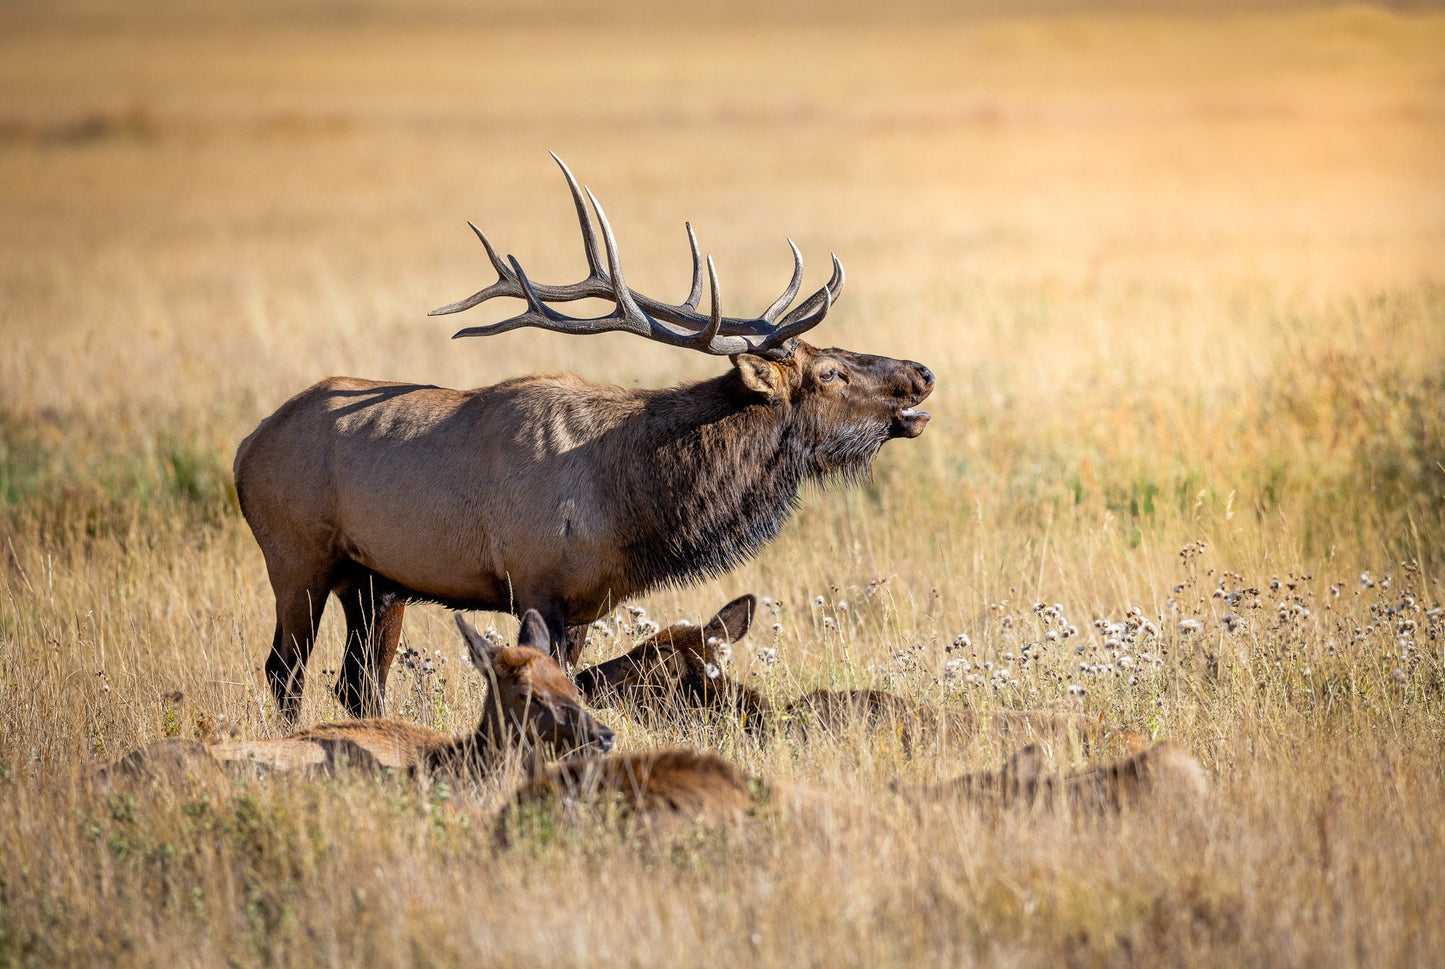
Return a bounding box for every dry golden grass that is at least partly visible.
[1,1,1443,966]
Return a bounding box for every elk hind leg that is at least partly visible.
[266,569,334,725]
[334,570,406,718]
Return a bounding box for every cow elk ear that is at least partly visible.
[516,609,552,653]
[703,594,756,647]
[732,354,785,402]
[455,613,501,672]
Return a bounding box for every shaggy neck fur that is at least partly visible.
[609,370,863,592]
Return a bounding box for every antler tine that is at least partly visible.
[584,186,651,328]
[682,254,723,351]
[427,222,516,317]
[759,239,805,324]
[775,254,845,330]
[682,222,705,312]
[743,255,843,356]
[550,151,607,284]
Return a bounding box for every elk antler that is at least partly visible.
[428,153,844,357]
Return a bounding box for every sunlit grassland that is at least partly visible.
[1,2,1443,966]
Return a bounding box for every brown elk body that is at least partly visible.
[904,741,1210,815]
[575,595,1101,752]
[95,612,614,787]
[502,748,761,837]
[499,741,1205,838]
[235,158,934,722]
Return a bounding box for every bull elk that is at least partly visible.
[576,594,1102,752]
[235,155,935,723]
[95,612,614,787]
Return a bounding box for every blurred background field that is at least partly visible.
[1,2,1443,966]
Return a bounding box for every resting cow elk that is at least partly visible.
[501,748,761,837]
[900,741,1210,815]
[574,594,771,732]
[95,612,614,787]
[235,155,935,722]
[576,594,1102,752]
[498,741,1206,838]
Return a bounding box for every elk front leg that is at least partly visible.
[563,624,590,669]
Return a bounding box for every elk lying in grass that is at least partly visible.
[900,741,1210,815]
[498,741,1207,837]
[574,594,772,732]
[95,612,614,788]
[234,155,935,723]
[574,594,1102,752]
[501,748,763,837]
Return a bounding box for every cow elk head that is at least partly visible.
[456,611,615,756]
[574,595,769,733]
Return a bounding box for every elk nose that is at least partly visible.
[913,362,935,388]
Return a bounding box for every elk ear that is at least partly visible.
[516,609,552,653]
[455,613,500,672]
[731,354,785,402]
[703,594,755,646]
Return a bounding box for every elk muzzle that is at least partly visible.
[888,361,934,439]
[531,703,616,754]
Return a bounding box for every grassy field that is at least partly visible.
[2,1,1443,965]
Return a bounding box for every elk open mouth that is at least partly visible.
[889,386,934,439]
[890,407,931,438]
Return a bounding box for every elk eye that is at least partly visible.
[819,368,841,383]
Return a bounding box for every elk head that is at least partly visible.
[455,611,614,755]
[574,594,769,732]
[731,343,933,479]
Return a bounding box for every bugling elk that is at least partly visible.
[574,594,1103,752]
[234,155,935,723]
[95,612,614,787]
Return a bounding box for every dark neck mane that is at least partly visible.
[610,371,813,592]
